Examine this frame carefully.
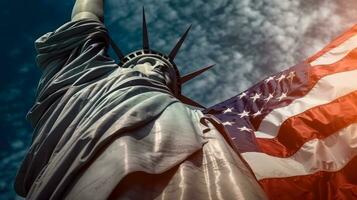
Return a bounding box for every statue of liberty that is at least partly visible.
[14,0,267,199]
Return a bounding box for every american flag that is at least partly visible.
[204,25,357,199]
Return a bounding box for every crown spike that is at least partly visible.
[181,64,215,84]
[178,95,205,109]
[109,37,125,60]
[142,7,150,50]
[169,25,192,60]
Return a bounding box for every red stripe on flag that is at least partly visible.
[257,91,357,157]
[259,156,357,200]
[310,48,357,82]
[307,25,357,64]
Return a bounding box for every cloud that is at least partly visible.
[0,149,27,199]
[106,0,357,106]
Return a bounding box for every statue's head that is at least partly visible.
[118,49,181,98]
[110,8,214,108]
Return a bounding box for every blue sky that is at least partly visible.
[1,0,356,199]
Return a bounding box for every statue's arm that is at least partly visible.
[71,0,104,22]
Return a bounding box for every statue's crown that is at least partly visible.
[109,8,214,108]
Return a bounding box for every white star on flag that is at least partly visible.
[252,109,263,117]
[265,76,275,83]
[264,93,274,102]
[250,93,261,102]
[237,110,250,118]
[238,92,247,99]
[222,121,234,126]
[223,107,233,113]
[277,92,287,101]
[238,126,253,132]
[287,71,296,82]
[276,74,286,82]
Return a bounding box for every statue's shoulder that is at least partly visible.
[161,101,205,123]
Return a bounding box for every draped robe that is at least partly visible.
[14,19,267,200]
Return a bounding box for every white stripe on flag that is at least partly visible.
[255,69,357,139]
[242,124,357,180]
[310,34,357,66]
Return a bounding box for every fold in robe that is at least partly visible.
[14,19,267,200]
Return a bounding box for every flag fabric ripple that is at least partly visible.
[204,25,357,199]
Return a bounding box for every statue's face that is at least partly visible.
[130,57,177,92]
